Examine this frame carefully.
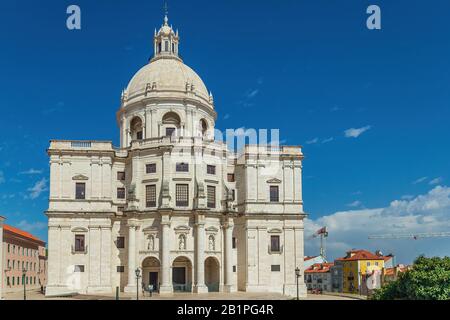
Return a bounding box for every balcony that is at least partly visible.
[71,245,88,255]
[268,245,283,254]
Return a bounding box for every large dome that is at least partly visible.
[126,57,211,107]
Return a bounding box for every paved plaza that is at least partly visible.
[3,290,359,301]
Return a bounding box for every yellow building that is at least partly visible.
[335,250,385,294]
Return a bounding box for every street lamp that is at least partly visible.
[295,267,301,300]
[22,267,27,300]
[135,268,141,301]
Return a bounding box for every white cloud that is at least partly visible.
[17,220,47,233]
[19,168,43,175]
[429,177,443,185]
[0,171,4,184]
[322,137,334,144]
[413,176,428,184]
[330,106,342,112]
[306,138,319,145]
[26,178,48,200]
[305,186,450,264]
[246,89,259,99]
[344,125,371,138]
[347,200,362,208]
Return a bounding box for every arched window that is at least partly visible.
[199,119,208,137]
[130,117,143,140]
[162,112,181,137]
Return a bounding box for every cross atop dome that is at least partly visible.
[151,2,180,62]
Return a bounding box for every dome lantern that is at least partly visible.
[152,12,180,62]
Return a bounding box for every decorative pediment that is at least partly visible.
[267,178,282,184]
[268,228,283,234]
[72,174,89,181]
[174,225,190,233]
[205,226,219,233]
[71,227,88,233]
[142,226,158,234]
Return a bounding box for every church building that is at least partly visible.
[45,14,307,297]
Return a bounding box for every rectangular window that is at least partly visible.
[231,189,236,201]
[117,171,125,181]
[227,173,235,182]
[74,235,85,252]
[146,185,157,207]
[75,183,86,200]
[233,266,236,273]
[146,163,156,174]
[207,165,216,175]
[117,187,126,199]
[117,266,125,273]
[176,162,189,172]
[165,127,175,137]
[136,131,143,140]
[176,184,189,207]
[270,186,279,202]
[270,235,280,252]
[116,236,125,249]
[207,185,216,208]
[232,237,237,249]
[74,265,85,272]
[271,265,281,272]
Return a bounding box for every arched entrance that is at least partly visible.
[172,256,192,292]
[205,257,220,292]
[142,257,160,292]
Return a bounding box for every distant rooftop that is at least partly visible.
[3,224,46,245]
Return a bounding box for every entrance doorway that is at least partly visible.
[205,257,220,292]
[172,256,192,292]
[149,272,158,291]
[142,257,160,292]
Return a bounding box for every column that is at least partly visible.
[193,213,208,293]
[223,220,234,292]
[159,215,173,294]
[124,222,137,293]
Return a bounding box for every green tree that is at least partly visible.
[372,256,450,300]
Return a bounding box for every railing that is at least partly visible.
[71,245,88,255]
[173,282,192,292]
[71,141,92,148]
[50,140,113,151]
[268,245,284,254]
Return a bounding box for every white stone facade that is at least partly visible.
[45,15,307,298]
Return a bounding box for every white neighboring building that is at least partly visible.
[45,15,307,298]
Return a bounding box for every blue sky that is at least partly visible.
[0,0,449,264]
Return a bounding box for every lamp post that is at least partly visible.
[22,267,27,300]
[135,268,141,301]
[295,267,301,300]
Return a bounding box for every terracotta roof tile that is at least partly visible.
[304,263,334,273]
[335,249,384,261]
[3,224,45,244]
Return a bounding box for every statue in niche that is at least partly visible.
[148,235,155,251]
[208,235,215,251]
[179,234,186,250]
[128,183,136,201]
